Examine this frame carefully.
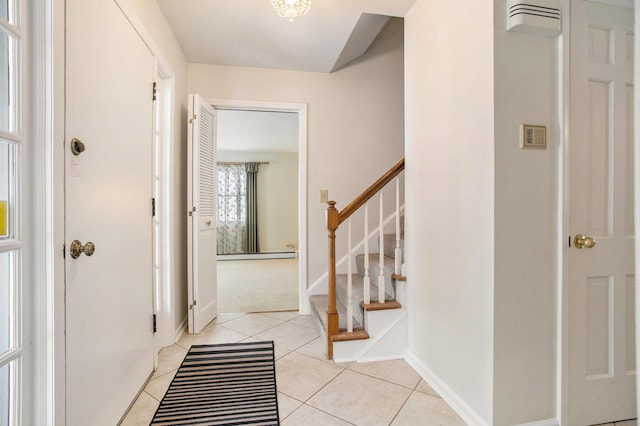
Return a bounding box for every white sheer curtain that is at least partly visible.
[217,164,247,254]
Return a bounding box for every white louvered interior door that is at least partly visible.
[568,1,636,424]
[187,94,218,334]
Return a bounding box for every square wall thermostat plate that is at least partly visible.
[520,124,547,149]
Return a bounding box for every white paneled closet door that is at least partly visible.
[64,0,155,423]
[187,94,218,334]
[568,1,636,424]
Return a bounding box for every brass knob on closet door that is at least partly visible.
[70,240,96,259]
[574,234,596,249]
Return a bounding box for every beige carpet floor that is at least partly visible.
[217,258,299,313]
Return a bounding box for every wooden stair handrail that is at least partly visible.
[337,158,405,225]
[325,158,405,359]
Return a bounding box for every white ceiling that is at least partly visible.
[156,0,416,73]
[216,109,299,152]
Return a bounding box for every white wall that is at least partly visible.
[217,109,299,152]
[217,151,298,252]
[404,0,560,424]
[188,18,405,287]
[404,1,496,423]
[492,0,559,423]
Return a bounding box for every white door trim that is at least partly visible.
[24,0,55,423]
[559,2,571,424]
[634,1,640,419]
[113,0,175,79]
[208,98,308,313]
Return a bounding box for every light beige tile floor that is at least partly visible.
[120,312,638,426]
[121,312,465,425]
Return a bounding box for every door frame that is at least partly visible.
[19,0,56,423]
[112,0,177,352]
[112,0,179,352]
[152,69,175,351]
[208,98,308,312]
[559,0,638,424]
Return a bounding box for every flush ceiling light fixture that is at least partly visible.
[271,0,311,22]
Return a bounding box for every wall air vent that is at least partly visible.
[507,0,562,37]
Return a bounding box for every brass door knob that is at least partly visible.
[574,234,596,249]
[70,240,96,259]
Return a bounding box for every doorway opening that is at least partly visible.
[152,69,175,351]
[210,100,307,314]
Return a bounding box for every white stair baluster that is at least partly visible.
[379,193,385,303]
[347,219,353,332]
[363,203,370,305]
[395,177,402,276]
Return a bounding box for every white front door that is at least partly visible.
[65,0,155,423]
[568,1,636,424]
[187,94,218,334]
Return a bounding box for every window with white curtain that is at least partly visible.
[216,164,247,254]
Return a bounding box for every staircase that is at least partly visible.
[309,159,407,363]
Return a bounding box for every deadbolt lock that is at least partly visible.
[71,138,86,156]
[70,240,96,259]
[574,234,596,249]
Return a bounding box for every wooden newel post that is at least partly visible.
[326,201,340,359]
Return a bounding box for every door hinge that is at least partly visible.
[152,82,157,101]
[153,314,157,333]
[62,244,66,258]
[188,207,196,217]
[189,300,197,310]
[189,114,197,124]
[152,198,156,217]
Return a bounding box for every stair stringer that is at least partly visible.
[333,307,407,363]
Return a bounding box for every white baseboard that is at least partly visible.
[217,252,296,260]
[173,316,188,343]
[404,351,490,426]
[404,351,559,426]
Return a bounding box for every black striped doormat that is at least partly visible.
[150,341,280,425]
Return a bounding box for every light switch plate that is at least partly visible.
[520,124,547,149]
[320,189,328,203]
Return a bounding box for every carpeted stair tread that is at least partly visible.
[355,253,397,299]
[336,273,393,327]
[309,295,327,333]
[309,294,363,332]
[383,233,405,262]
